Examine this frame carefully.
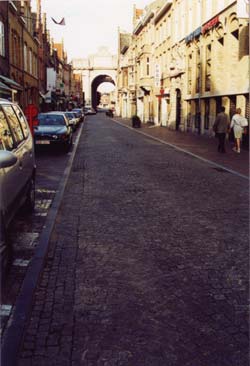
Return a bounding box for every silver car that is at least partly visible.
[0,99,36,272]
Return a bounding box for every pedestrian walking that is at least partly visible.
[213,106,230,153]
[230,108,248,154]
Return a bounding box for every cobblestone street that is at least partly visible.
[16,114,249,366]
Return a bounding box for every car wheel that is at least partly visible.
[23,176,35,212]
[63,137,72,153]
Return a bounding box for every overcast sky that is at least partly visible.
[31,0,151,61]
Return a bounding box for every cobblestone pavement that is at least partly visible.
[113,117,249,178]
[17,114,249,366]
[1,130,81,338]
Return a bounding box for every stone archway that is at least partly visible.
[91,74,115,110]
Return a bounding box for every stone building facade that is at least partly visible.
[0,0,81,113]
[117,0,249,144]
[21,0,39,108]
[7,1,24,105]
[0,2,9,78]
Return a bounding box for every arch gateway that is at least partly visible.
[72,47,117,109]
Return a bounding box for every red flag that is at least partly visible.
[51,17,66,25]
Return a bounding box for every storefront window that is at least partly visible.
[205,44,211,91]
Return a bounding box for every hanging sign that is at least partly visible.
[154,64,161,87]
[202,16,220,34]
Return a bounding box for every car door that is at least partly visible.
[12,104,34,184]
[0,106,21,225]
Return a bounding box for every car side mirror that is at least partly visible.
[0,150,18,169]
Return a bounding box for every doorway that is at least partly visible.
[176,89,181,130]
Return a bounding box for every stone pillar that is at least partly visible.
[222,96,230,115]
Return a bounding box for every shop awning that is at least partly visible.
[0,75,23,91]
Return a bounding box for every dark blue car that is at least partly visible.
[34,112,73,152]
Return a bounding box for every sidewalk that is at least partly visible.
[113,117,249,178]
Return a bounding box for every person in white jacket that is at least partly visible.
[230,108,247,153]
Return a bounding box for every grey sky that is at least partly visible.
[31,0,151,61]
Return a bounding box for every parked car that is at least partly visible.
[84,106,96,115]
[72,108,85,122]
[106,109,114,117]
[64,111,80,131]
[34,112,73,152]
[0,98,36,273]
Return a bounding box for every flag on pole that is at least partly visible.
[51,17,66,25]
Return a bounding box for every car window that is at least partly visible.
[38,114,66,126]
[0,108,15,151]
[2,105,24,145]
[65,113,74,119]
[13,105,30,138]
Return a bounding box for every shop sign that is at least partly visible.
[237,0,249,18]
[185,27,202,43]
[154,63,161,87]
[24,104,39,135]
[202,16,220,34]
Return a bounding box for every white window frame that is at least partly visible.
[0,21,5,57]
[24,43,27,71]
[29,48,32,74]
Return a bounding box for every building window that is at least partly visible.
[17,36,21,67]
[29,48,32,74]
[187,53,192,94]
[205,44,211,91]
[204,99,210,129]
[24,43,27,71]
[196,48,201,94]
[0,21,5,57]
[13,34,17,66]
[231,29,239,40]
[146,57,150,76]
[218,37,224,46]
[34,53,38,77]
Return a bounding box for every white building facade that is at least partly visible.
[117,0,249,144]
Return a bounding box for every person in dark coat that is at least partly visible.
[213,106,230,153]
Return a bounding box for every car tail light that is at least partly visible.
[61,133,68,140]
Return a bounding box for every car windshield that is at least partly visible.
[38,114,65,126]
